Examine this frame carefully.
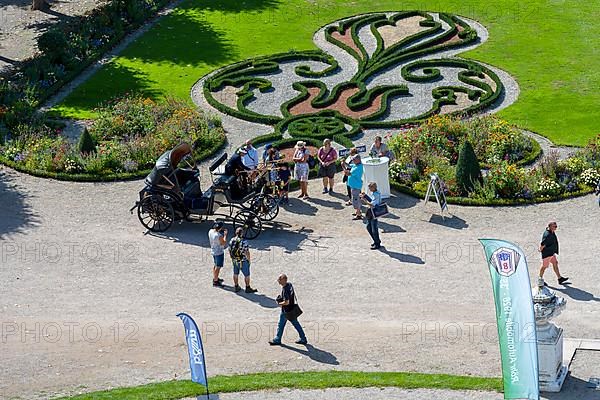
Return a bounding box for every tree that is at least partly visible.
[31,0,49,11]
[77,128,97,155]
[455,140,481,195]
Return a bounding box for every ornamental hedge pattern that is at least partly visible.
[200,11,508,145]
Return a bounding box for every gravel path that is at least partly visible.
[0,0,109,72]
[1,163,600,399]
[180,387,504,400]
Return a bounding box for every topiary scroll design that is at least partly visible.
[199,11,508,145]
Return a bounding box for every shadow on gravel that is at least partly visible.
[379,247,425,265]
[377,220,406,233]
[543,375,598,400]
[283,198,318,215]
[306,196,344,210]
[280,343,339,365]
[221,286,279,309]
[0,170,39,237]
[428,214,468,229]
[386,193,419,210]
[551,284,600,302]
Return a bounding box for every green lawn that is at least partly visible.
[54,370,503,399]
[51,0,600,146]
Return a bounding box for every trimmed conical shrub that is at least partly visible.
[78,128,96,154]
[455,140,481,194]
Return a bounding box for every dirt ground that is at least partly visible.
[1,164,600,399]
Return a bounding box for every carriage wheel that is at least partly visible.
[250,194,279,221]
[233,209,262,239]
[137,195,174,232]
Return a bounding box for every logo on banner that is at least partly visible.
[490,247,520,277]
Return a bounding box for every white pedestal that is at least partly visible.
[362,156,390,198]
[537,323,568,392]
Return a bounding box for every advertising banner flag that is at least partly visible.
[177,313,208,388]
[479,239,539,400]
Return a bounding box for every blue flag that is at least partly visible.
[177,313,208,387]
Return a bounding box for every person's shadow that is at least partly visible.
[280,343,339,365]
[221,286,279,308]
[550,284,600,302]
[378,246,425,264]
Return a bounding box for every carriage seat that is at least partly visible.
[214,174,237,187]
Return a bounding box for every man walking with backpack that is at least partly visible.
[229,227,258,293]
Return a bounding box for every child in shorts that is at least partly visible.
[277,163,291,204]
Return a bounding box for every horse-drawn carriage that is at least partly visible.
[131,143,279,239]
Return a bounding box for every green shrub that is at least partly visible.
[455,140,480,195]
[37,30,70,64]
[77,128,96,154]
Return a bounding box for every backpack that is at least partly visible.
[229,237,244,260]
[307,153,317,169]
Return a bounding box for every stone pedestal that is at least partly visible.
[532,277,568,392]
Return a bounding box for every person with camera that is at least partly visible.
[208,222,227,287]
[229,227,258,293]
[344,154,364,220]
[269,274,307,346]
[361,182,382,250]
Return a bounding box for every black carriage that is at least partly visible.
[131,143,266,239]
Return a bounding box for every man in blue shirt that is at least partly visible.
[344,154,364,220]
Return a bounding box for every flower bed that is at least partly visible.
[0,0,171,147]
[0,96,226,181]
[388,115,600,204]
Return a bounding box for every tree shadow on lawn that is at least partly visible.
[121,10,238,67]
[0,170,40,238]
[53,62,161,115]
[189,0,282,14]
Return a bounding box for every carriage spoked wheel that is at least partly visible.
[137,195,175,232]
[250,194,279,221]
[233,209,262,239]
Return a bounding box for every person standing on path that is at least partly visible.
[341,147,358,205]
[539,221,569,285]
[344,154,364,220]
[208,222,227,287]
[361,182,382,250]
[318,138,338,194]
[293,141,310,199]
[229,227,258,293]
[269,274,307,346]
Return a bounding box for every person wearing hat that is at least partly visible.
[344,153,364,220]
[293,141,310,199]
[224,147,251,176]
[242,139,259,170]
[208,221,228,287]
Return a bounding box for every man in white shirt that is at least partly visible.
[208,221,227,287]
[242,139,259,170]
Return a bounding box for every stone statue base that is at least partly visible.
[537,321,567,392]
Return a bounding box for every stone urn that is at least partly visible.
[532,277,568,392]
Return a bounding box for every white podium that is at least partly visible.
[361,156,390,198]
